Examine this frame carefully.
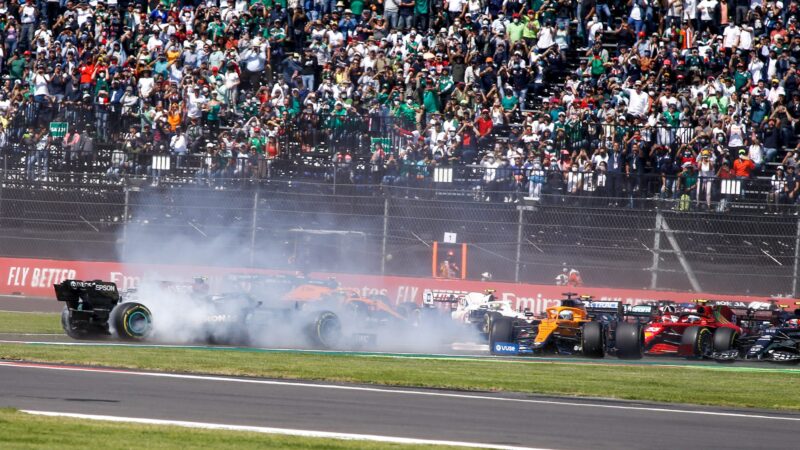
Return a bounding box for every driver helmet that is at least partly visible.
[686,315,701,323]
[559,310,574,320]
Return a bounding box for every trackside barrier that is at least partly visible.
[0,257,777,315]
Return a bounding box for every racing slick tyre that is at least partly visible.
[61,307,101,340]
[110,302,153,341]
[713,327,739,352]
[615,322,644,359]
[581,322,605,358]
[680,326,713,359]
[488,317,513,354]
[308,311,342,349]
[481,312,496,339]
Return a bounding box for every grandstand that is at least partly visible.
[0,0,797,212]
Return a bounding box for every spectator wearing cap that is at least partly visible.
[475,108,493,148]
[733,148,756,179]
[623,78,650,119]
[769,165,787,213]
[677,162,698,206]
[785,165,799,207]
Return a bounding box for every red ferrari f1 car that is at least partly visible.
[642,300,786,358]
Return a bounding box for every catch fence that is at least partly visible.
[0,180,797,298]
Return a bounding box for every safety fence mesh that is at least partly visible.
[0,181,797,297]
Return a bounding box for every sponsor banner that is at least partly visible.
[0,257,784,314]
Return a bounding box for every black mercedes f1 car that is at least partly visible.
[55,279,153,340]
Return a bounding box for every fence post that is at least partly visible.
[661,214,702,292]
[514,206,525,283]
[793,218,800,298]
[250,189,259,267]
[650,211,663,290]
[120,188,129,259]
[381,197,389,275]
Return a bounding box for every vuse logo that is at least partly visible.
[493,342,518,354]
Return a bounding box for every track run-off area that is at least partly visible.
[1,360,800,450]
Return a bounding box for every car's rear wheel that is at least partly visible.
[615,322,644,359]
[582,322,605,358]
[111,302,153,341]
[488,316,513,354]
[680,326,712,358]
[308,311,341,349]
[61,307,100,340]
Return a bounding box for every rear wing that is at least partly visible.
[624,304,658,319]
[585,301,625,316]
[422,290,467,307]
[694,299,781,311]
[54,280,120,305]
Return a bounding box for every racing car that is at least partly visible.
[216,273,413,348]
[642,299,786,358]
[55,279,153,341]
[421,289,526,340]
[713,303,800,363]
[488,293,646,359]
[55,277,344,349]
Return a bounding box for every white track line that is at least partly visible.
[2,361,799,422]
[21,410,543,450]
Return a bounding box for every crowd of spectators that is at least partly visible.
[1,0,800,208]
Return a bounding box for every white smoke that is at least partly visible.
[113,189,483,353]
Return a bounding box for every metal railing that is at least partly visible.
[0,146,787,210]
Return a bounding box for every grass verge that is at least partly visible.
[0,312,62,334]
[0,408,454,450]
[1,342,799,411]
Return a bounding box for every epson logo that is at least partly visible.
[94,284,116,292]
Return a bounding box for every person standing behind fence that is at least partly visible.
[170,127,187,169]
[525,155,544,201]
[784,166,799,213]
[61,129,81,169]
[26,127,48,181]
[768,166,786,214]
[696,149,715,210]
[606,142,624,206]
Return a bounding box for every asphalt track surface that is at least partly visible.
[3,295,800,449]
[0,295,63,313]
[2,360,800,450]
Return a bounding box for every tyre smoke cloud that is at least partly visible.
[113,189,482,352]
